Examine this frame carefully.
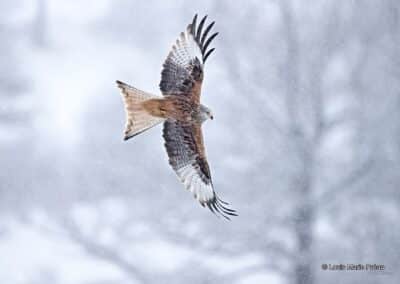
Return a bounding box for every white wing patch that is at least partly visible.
[176,164,214,204]
[159,15,217,96]
[169,27,203,70]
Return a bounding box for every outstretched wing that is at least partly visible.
[159,14,218,103]
[163,120,237,219]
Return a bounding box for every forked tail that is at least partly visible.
[116,80,164,140]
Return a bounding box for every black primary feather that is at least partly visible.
[190,14,218,63]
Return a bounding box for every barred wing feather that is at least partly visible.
[163,120,237,219]
[159,15,218,103]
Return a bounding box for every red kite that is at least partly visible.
[117,15,236,219]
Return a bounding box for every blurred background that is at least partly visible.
[1,0,399,283]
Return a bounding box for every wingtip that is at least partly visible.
[196,15,208,41]
[123,133,135,141]
[192,14,198,25]
[188,14,218,63]
[200,15,208,25]
[203,48,215,62]
[116,80,126,89]
[205,195,237,221]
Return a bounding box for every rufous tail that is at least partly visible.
[116,80,164,140]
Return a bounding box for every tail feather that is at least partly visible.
[116,80,164,140]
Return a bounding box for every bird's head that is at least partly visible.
[199,104,214,122]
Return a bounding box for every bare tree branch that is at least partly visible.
[316,156,375,206]
[59,217,149,284]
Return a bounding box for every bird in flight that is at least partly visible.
[116,15,237,219]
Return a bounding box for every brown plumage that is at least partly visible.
[116,14,237,219]
[142,96,196,121]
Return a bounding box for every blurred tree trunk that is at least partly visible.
[280,2,314,283]
[389,1,400,158]
[32,0,48,47]
[0,5,32,210]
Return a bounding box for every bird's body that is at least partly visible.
[116,15,236,219]
[141,96,209,123]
